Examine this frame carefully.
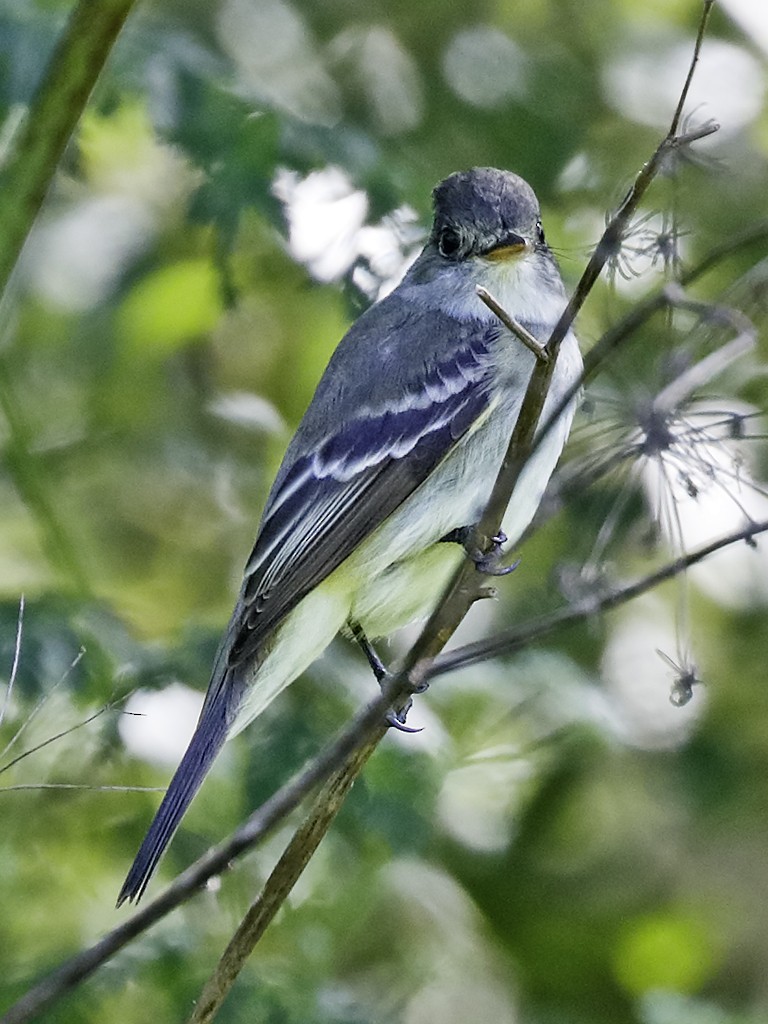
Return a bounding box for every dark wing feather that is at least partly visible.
[226,339,493,668]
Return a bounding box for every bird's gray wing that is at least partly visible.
[224,324,498,670]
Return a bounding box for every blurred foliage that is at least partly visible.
[1,0,768,1022]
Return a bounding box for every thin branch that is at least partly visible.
[0,596,24,730]
[0,690,123,777]
[476,286,549,363]
[187,742,378,1024]
[0,648,85,764]
[427,518,768,679]
[669,0,714,136]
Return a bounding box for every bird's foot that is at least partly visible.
[473,532,520,577]
[350,620,425,733]
[441,525,519,577]
[386,676,429,733]
[386,701,423,733]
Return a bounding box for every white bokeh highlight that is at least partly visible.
[601,596,704,750]
[443,26,529,108]
[721,0,768,56]
[120,683,203,766]
[273,165,420,296]
[604,38,765,137]
[217,0,340,125]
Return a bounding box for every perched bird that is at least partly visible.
[118,167,582,905]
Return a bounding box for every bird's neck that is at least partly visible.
[401,250,567,332]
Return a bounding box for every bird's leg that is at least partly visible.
[440,525,520,577]
[348,620,423,733]
[349,619,389,683]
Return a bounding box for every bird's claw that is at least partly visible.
[349,620,428,732]
[385,678,429,732]
[442,526,519,577]
[385,705,423,733]
[471,531,520,577]
[474,552,519,576]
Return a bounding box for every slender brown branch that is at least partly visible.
[427,519,768,679]
[476,286,549,363]
[0,688,121,778]
[0,649,85,764]
[187,740,380,1024]
[669,0,715,136]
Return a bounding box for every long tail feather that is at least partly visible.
[117,674,237,907]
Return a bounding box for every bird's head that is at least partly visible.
[429,167,548,265]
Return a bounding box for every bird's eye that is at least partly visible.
[535,219,546,245]
[438,228,462,259]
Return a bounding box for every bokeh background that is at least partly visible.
[2,0,768,1021]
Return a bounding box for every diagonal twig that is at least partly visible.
[426,519,768,679]
[0,596,24,731]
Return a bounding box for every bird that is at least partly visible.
[117,166,582,905]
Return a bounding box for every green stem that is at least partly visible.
[0,0,138,592]
[0,0,137,294]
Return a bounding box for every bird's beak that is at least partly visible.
[485,233,529,262]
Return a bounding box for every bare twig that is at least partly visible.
[476,286,549,363]
[427,519,768,679]
[0,648,85,764]
[669,0,715,136]
[0,688,126,778]
[0,596,24,731]
[187,742,378,1024]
